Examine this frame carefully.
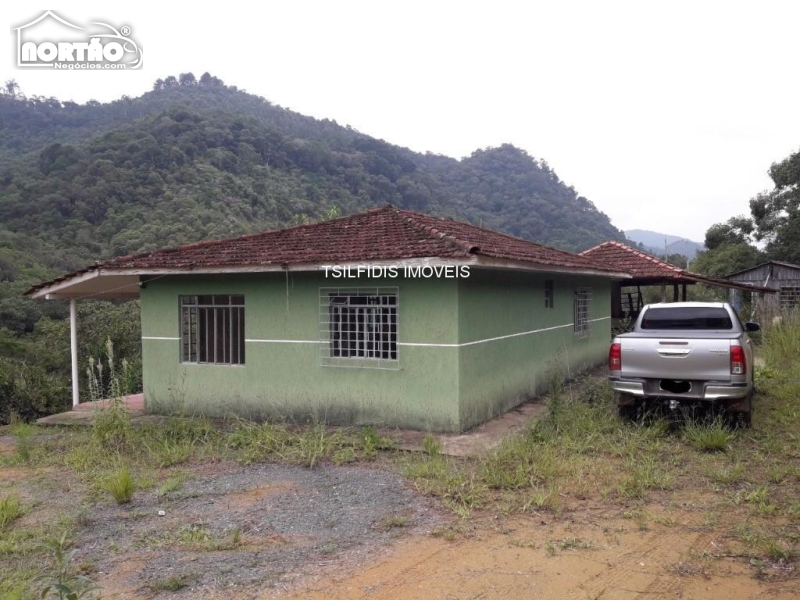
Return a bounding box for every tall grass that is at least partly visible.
[9,422,37,463]
[0,494,23,528]
[761,311,800,372]
[102,466,135,504]
[683,416,736,452]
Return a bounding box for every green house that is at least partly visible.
[27,207,629,432]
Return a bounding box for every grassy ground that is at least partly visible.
[1,316,798,598]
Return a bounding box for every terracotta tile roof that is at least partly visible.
[580,241,686,279]
[27,206,626,295]
[580,241,774,292]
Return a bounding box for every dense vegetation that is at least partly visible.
[0,74,624,422]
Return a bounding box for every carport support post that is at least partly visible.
[70,299,79,407]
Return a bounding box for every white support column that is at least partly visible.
[70,299,79,407]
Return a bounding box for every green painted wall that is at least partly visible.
[456,270,611,430]
[140,268,612,432]
[141,272,461,431]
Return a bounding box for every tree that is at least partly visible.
[704,216,754,250]
[2,79,21,98]
[750,147,800,263]
[179,72,197,86]
[200,72,224,86]
[663,253,688,269]
[691,241,763,278]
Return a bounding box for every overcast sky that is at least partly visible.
[4,1,799,242]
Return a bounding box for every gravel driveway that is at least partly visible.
[74,461,445,597]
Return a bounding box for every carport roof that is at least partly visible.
[580,241,774,293]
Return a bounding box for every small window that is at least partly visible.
[180,295,245,365]
[545,280,554,308]
[320,288,398,368]
[574,287,592,338]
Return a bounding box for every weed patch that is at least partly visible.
[0,493,23,528]
[102,465,135,504]
[683,417,736,452]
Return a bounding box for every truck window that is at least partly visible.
[640,307,733,330]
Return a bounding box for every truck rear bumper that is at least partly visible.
[610,379,750,401]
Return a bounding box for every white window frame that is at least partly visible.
[319,287,399,370]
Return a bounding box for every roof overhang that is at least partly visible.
[27,269,141,300]
[27,255,631,300]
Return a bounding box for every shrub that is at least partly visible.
[0,359,68,425]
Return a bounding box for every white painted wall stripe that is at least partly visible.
[144,316,612,348]
[401,323,573,348]
[245,339,323,344]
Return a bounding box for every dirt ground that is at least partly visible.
[4,456,794,600]
[3,371,799,600]
[276,513,798,600]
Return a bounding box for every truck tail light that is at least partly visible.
[609,343,622,371]
[730,345,746,375]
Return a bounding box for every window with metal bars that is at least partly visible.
[573,287,592,338]
[180,295,245,365]
[320,289,398,367]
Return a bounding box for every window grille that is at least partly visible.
[319,287,399,369]
[779,285,800,309]
[545,280,554,308]
[574,287,592,338]
[180,295,245,365]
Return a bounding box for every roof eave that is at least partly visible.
[27,253,632,300]
[473,256,631,279]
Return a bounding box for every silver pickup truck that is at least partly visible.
[609,302,760,426]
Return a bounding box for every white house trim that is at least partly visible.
[143,316,612,350]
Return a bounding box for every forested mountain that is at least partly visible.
[0,74,625,422]
[0,76,623,266]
